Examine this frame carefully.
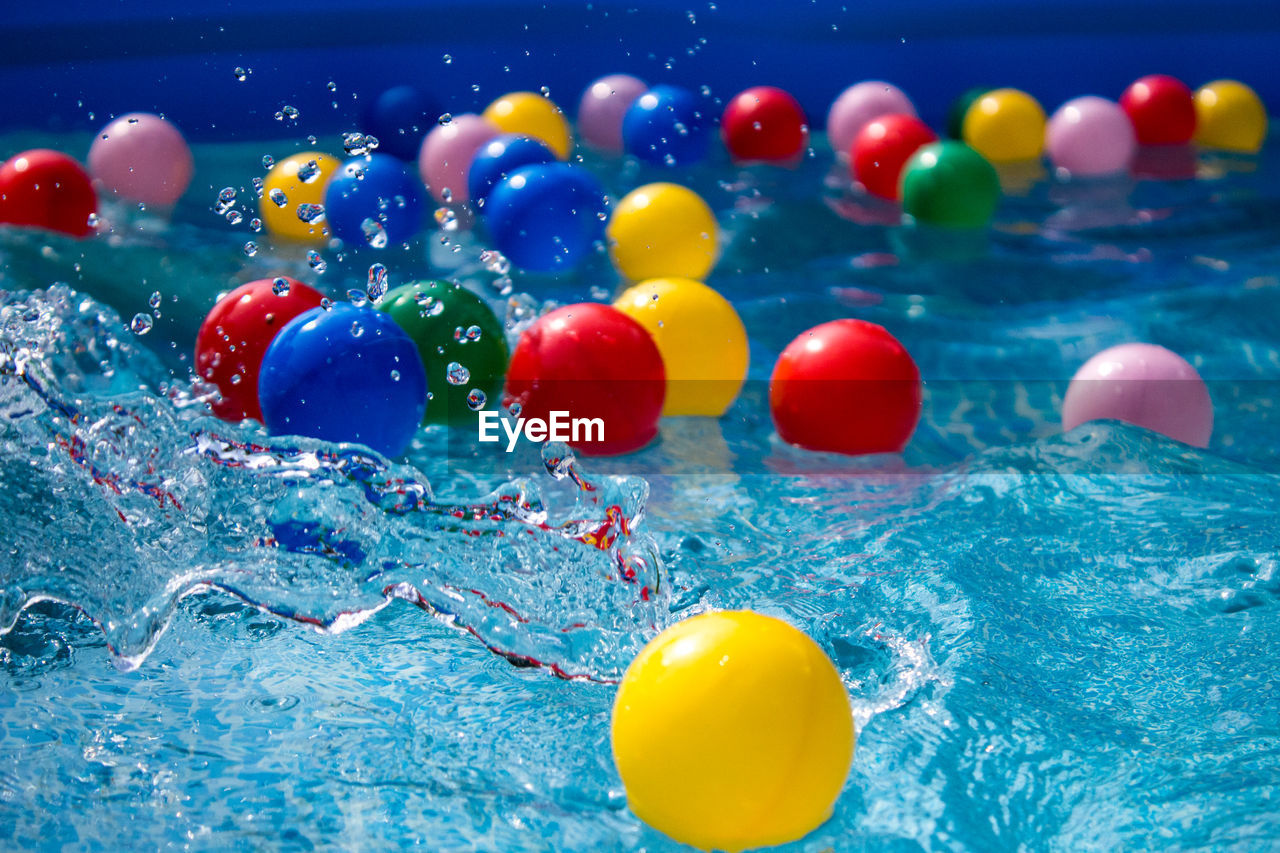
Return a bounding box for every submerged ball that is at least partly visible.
[770,319,922,456]
[606,182,718,281]
[258,303,427,457]
[622,85,711,167]
[962,88,1046,163]
[362,85,441,161]
[504,303,665,455]
[485,163,607,272]
[1062,343,1212,447]
[851,113,937,200]
[1194,80,1267,153]
[577,74,648,152]
[0,149,97,238]
[1045,96,1136,178]
[418,114,500,204]
[194,277,326,422]
[614,277,748,417]
[1120,74,1196,146]
[721,86,809,163]
[378,280,508,426]
[323,153,424,247]
[88,113,193,207]
[483,92,573,160]
[900,141,1000,229]
[612,610,854,852]
[467,134,556,207]
[260,151,339,243]
[826,81,917,162]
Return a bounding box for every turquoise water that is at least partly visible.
[3,133,1280,850]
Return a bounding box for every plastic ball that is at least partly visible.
[87,113,193,207]
[378,280,509,426]
[945,86,992,139]
[622,85,711,167]
[962,88,1046,163]
[1062,343,1212,447]
[612,610,854,852]
[1194,80,1268,154]
[1045,96,1136,178]
[1120,75,1196,146]
[0,149,97,238]
[851,114,938,200]
[362,85,441,161]
[418,114,500,204]
[614,278,748,417]
[504,303,665,456]
[721,86,809,164]
[322,153,423,248]
[258,303,427,457]
[577,74,648,152]
[900,141,1001,229]
[194,277,326,422]
[466,134,556,208]
[260,151,339,243]
[482,92,573,160]
[484,163,607,272]
[606,182,718,282]
[770,319,922,456]
[826,81,917,162]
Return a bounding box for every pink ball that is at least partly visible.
[417,114,500,203]
[87,112,193,207]
[577,74,648,152]
[1045,96,1136,178]
[826,81,916,161]
[1062,343,1213,447]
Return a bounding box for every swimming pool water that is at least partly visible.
[3,131,1280,850]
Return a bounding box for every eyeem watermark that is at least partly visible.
[478,411,604,451]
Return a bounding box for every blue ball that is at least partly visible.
[323,154,424,248]
[258,303,427,457]
[362,85,440,161]
[467,134,557,209]
[622,84,711,167]
[484,163,608,272]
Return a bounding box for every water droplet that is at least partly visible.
[327,81,337,91]
[390,369,401,381]
[442,54,453,64]
[262,155,275,169]
[86,212,100,228]
[296,159,321,183]
[465,325,483,341]
[234,67,247,82]
[467,388,487,410]
[434,207,458,231]
[446,362,470,385]
[269,188,288,207]
[320,297,334,310]
[228,372,243,385]
[130,313,153,335]
[479,250,510,275]
[243,241,258,257]
[249,217,263,232]
[343,131,374,156]
[307,250,327,273]
[350,320,364,338]
[360,218,388,248]
[507,400,523,418]
[438,113,453,126]
[282,105,300,121]
[296,203,326,223]
[366,263,389,302]
[225,209,243,225]
[272,277,291,296]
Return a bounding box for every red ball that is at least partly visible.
[851,114,938,201]
[721,86,809,163]
[770,319,922,456]
[1120,74,1196,146]
[504,303,665,456]
[0,149,98,238]
[195,278,326,422]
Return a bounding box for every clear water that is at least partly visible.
[3,132,1280,850]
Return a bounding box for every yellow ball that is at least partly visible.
[606,183,719,282]
[482,92,574,160]
[1195,80,1268,153]
[614,278,748,417]
[259,151,339,243]
[962,88,1046,163]
[612,610,855,852]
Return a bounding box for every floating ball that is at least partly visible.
[612,610,854,852]
[1045,96,1136,178]
[770,318,921,455]
[258,303,427,457]
[945,86,992,139]
[378,280,509,426]
[851,113,937,200]
[606,182,718,282]
[622,85,711,167]
[721,86,809,163]
[826,81,917,162]
[482,92,573,160]
[614,277,748,417]
[467,134,556,208]
[1120,74,1196,146]
[900,141,1000,229]
[0,149,97,238]
[484,163,607,272]
[322,153,423,248]
[194,277,326,422]
[1062,343,1212,447]
[962,88,1046,163]
[87,113,193,207]
[504,303,665,455]
[362,85,441,161]
[260,151,339,243]
[577,74,648,152]
[1194,80,1267,153]
[418,114,500,204]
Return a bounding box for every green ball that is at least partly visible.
[378,280,509,426]
[900,141,1000,229]
[945,87,992,140]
